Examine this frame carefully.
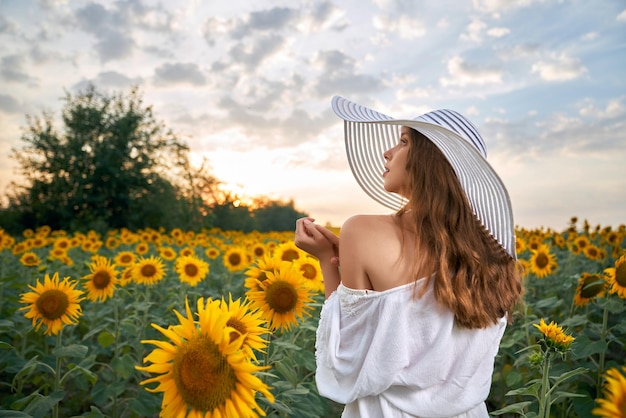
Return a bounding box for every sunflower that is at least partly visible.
[592,366,626,418]
[249,243,267,259]
[247,262,314,332]
[552,233,566,249]
[135,242,150,255]
[179,247,195,258]
[604,230,623,247]
[133,255,167,285]
[219,295,269,360]
[136,297,274,417]
[223,246,250,273]
[105,236,120,250]
[517,258,530,278]
[273,241,303,263]
[584,245,604,261]
[605,255,626,299]
[159,246,178,261]
[293,257,324,293]
[83,256,118,302]
[175,255,209,287]
[205,247,220,259]
[114,251,136,267]
[19,251,42,267]
[574,235,590,250]
[533,319,575,352]
[515,236,527,254]
[119,266,135,287]
[20,272,84,336]
[574,273,607,307]
[529,245,558,278]
[244,255,282,292]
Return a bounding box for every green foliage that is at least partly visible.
[0,84,308,236]
[0,84,208,234]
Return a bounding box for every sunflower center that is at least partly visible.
[300,264,317,280]
[23,255,37,264]
[120,254,132,263]
[226,318,247,343]
[535,253,549,268]
[173,335,237,412]
[228,253,242,266]
[36,290,70,320]
[184,263,199,277]
[580,275,604,298]
[281,249,300,262]
[141,264,157,278]
[93,271,111,289]
[266,281,297,314]
[616,263,626,287]
[254,247,264,257]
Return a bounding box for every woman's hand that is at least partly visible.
[294,217,339,265]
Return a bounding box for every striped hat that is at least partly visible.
[331,96,516,259]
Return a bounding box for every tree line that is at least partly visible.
[0,85,308,235]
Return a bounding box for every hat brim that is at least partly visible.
[332,96,516,259]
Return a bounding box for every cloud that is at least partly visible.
[154,62,207,86]
[73,0,176,62]
[487,27,510,37]
[0,14,17,35]
[373,15,426,39]
[227,34,286,71]
[471,0,537,15]
[0,55,37,85]
[531,52,587,81]
[0,94,21,114]
[310,50,383,97]
[440,56,502,87]
[460,18,487,43]
[618,9,626,22]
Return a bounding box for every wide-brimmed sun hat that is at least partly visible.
[331,95,516,259]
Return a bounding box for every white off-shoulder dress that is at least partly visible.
[315,278,507,418]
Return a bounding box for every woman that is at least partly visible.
[294,96,523,418]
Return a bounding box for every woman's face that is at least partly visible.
[383,126,411,197]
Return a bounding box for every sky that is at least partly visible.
[0,0,625,231]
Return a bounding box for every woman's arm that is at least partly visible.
[294,218,341,299]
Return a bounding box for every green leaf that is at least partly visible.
[0,411,33,418]
[111,354,135,380]
[506,381,541,398]
[571,339,607,359]
[67,364,98,385]
[551,367,588,387]
[97,331,115,348]
[79,406,106,418]
[489,401,532,415]
[23,390,64,418]
[52,344,88,359]
[0,341,14,350]
[273,361,298,386]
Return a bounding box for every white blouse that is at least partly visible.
[315,279,506,418]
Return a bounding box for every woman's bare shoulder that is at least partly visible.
[341,214,394,231]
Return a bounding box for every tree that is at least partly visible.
[2,84,206,233]
[252,197,308,232]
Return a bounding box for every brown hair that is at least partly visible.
[397,128,523,329]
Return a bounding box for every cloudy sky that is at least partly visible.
[1,0,625,231]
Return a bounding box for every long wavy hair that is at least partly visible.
[397,128,523,329]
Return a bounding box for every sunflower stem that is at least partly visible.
[53,330,62,418]
[596,301,609,396]
[112,296,120,418]
[538,351,551,418]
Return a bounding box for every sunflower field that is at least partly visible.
[0,217,624,418]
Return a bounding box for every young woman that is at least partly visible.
[294,96,523,418]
